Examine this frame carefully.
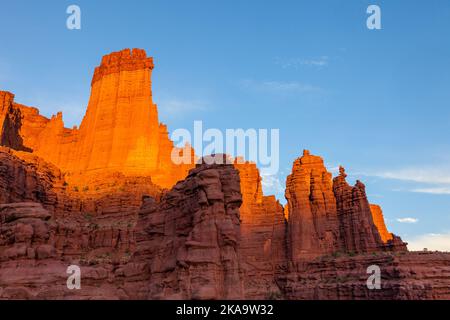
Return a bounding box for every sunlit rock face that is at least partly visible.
[370,204,394,243]
[0,49,194,189]
[0,49,448,300]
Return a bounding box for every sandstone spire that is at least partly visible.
[285,150,340,260]
[285,150,406,260]
[0,49,194,188]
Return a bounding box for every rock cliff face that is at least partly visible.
[132,156,243,299]
[0,49,448,300]
[0,91,28,151]
[284,150,407,262]
[0,147,449,299]
[0,49,193,189]
[285,150,341,260]
[234,160,287,299]
[370,204,393,243]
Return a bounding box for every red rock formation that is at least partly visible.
[283,252,450,300]
[285,150,342,260]
[285,151,406,262]
[0,148,448,299]
[0,49,194,189]
[133,156,243,299]
[332,166,386,253]
[0,146,61,207]
[0,92,27,151]
[234,160,287,299]
[0,49,447,300]
[370,204,393,243]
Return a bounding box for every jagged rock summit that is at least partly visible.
[0,49,449,300]
[0,49,193,188]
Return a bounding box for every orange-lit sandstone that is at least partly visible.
[370,204,394,243]
[0,49,194,189]
[0,49,449,300]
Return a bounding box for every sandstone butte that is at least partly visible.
[0,48,449,300]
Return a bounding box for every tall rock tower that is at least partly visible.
[73,48,161,174]
[284,150,407,261]
[0,49,194,188]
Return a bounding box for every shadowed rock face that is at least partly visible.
[234,160,287,299]
[0,92,29,151]
[285,150,341,260]
[284,151,407,262]
[133,157,243,299]
[0,49,448,300]
[0,148,449,299]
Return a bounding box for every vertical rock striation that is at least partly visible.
[133,155,243,299]
[0,49,194,189]
[234,160,287,299]
[285,150,406,262]
[370,204,393,243]
[0,49,446,300]
[285,150,341,260]
[0,91,27,151]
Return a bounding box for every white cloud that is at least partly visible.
[261,173,284,195]
[360,167,450,196]
[411,187,450,195]
[397,217,419,224]
[275,56,329,69]
[368,167,450,184]
[240,79,321,94]
[406,233,450,252]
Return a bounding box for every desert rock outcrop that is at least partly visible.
[0,49,447,300]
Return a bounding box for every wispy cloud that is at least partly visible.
[397,217,419,224]
[406,232,450,252]
[360,166,450,196]
[411,187,450,195]
[367,167,450,184]
[239,79,321,94]
[275,56,329,69]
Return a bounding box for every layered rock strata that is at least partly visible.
[0,149,448,299]
[285,150,407,262]
[0,49,447,300]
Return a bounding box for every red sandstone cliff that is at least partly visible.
[234,160,287,299]
[0,148,449,299]
[284,150,406,262]
[0,49,448,300]
[370,204,394,243]
[285,150,342,260]
[0,49,194,189]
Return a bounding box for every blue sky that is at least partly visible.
[1,0,450,250]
